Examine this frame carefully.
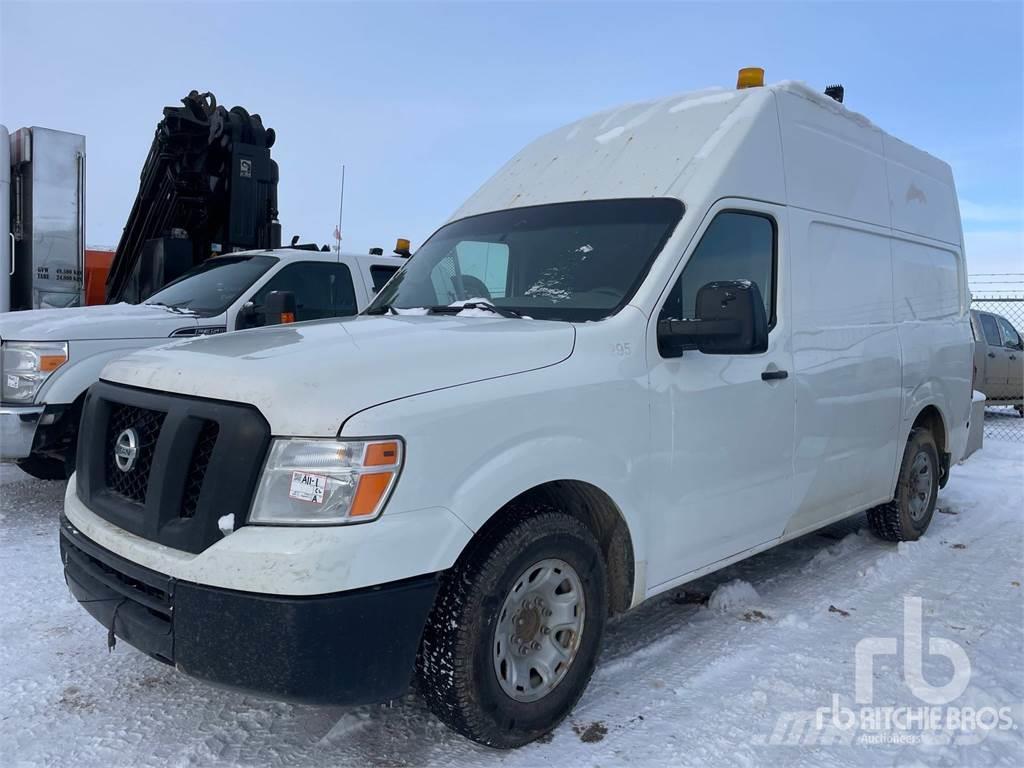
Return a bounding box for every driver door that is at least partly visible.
[996,315,1024,399]
[646,202,795,588]
[235,261,358,329]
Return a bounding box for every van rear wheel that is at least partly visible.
[867,427,939,542]
[416,510,607,748]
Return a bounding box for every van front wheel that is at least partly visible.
[867,427,939,541]
[416,510,607,748]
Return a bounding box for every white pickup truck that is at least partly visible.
[0,248,403,478]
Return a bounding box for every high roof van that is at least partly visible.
[60,72,973,747]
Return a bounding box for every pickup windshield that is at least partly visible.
[145,254,278,317]
[366,199,684,322]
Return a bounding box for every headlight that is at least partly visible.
[1,341,69,403]
[249,438,403,525]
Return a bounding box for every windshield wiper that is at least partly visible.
[146,301,192,314]
[428,302,524,319]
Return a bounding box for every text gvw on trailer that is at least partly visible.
[760,596,1016,746]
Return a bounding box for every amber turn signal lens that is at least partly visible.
[364,441,400,467]
[39,354,67,373]
[351,472,394,517]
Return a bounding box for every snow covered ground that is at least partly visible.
[1,442,1022,767]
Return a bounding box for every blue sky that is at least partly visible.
[2,1,1021,277]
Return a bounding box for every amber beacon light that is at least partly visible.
[736,67,765,89]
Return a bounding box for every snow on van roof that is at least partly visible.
[452,79,958,248]
[453,80,893,220]
[450,85,769,219]
[770,80,879,131]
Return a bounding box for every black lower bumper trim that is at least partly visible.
[60,516,440,705]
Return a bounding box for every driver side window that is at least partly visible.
[429,242,510,304]
[659,211,776,328]
[997,316,1023,350]
[248,262,357,325]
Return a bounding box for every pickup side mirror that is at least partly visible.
[236,301,257,330]
[263,290,297,326]
[658,280,768,357]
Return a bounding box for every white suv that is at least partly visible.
[60,78,973,747]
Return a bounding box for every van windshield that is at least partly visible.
[366,199,684,322]
[145,255,278,317]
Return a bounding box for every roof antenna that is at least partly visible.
[825,84,844,104]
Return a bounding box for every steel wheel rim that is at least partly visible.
[492,558,586,703]
[908,451,934,522]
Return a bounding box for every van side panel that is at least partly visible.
[883,134,962,246]
[775,90,891,229]
[786,215,902,535]
[891,236,972,466]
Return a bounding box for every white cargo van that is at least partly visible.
[60,74,972,748]
[0,248,404,478]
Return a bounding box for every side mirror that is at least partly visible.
[263,290,297,326]
[658,280,768,357]
[236,301,257,330]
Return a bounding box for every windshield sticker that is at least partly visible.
[289,471,327,504]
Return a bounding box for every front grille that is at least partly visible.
[77,382,271,554]
[181,420,219,518]
[104,404,166,504]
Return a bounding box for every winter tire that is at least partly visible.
[417,510,608,748]
[867,427,939,542]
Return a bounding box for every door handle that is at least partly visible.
[1011,355,1018,360]
[988,352,996,358]
[761,369,789,381]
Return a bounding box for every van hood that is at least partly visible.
[100,315,576,435]
[0,303,200,342]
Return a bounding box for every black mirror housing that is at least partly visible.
[235,301,257,330]
[263,290,297,325]
[658,280,768,357]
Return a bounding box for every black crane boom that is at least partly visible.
[105,91,281,303]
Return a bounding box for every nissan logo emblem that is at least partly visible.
[114,428,140,473]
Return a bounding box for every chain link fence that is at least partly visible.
[970,290,1024,443]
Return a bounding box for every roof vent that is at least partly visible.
[825,84,844,104]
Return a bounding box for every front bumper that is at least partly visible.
[0,405,43,460]
[60,515,441,705]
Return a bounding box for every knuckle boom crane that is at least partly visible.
[105,90,281,303]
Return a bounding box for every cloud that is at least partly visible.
[959,199,1024,224]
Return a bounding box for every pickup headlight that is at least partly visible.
[249,438,403,525]
[1,341,69,403]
